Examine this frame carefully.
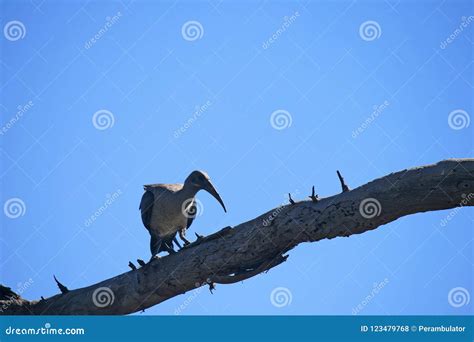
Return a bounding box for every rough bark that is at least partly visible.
[1,159,473,315]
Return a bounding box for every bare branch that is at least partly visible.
[337,170,350,192]
[1,159,472,315]
[309,185,319,202]
[53,276,69,294]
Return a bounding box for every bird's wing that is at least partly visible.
[139,190,155,231]
[144,183,183,192]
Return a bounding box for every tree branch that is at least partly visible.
[1,159,473,315]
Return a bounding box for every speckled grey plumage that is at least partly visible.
[139,171,226,258]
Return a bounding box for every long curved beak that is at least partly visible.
[204,181,227,213]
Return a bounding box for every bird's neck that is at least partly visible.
[178,183,199,201]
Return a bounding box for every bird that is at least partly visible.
[139,170,227,260]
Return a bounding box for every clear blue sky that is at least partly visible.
[0,0,472,315]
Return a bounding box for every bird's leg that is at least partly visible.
[288,193,295,205]
[164,240,176,254]
[150,234,162,259]
[180,232,203,249]
[179,228,191,246]
[179,231,206,248]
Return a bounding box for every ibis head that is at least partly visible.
[184,170,227,213]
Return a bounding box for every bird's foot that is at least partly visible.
[137,258,147,267]
[128,261,137,270]
[288,193,295,205]
[149,255,160,262]
[182,227,233,249]
[182,232,205,249]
